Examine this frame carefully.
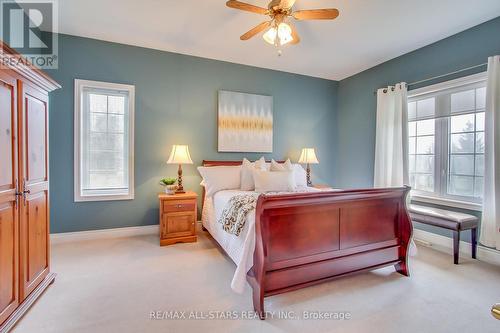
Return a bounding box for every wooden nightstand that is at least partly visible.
[159,191,198,246]
[313,184,332,190]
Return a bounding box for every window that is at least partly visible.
[407,73,486,208]
[74,79,134,201]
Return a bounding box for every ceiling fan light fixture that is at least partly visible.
[263,22,293,46]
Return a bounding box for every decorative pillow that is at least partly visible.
[253,169,296,192]
[254,156,267,170]
[197,166,241,197]
[270,159,293,171]
[240,157,266,191]
[293,164,308,188]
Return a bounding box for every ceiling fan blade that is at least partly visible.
[240,21,271,40]
[226,0,268,15]
[289,23,300,44]
[292,9,339,20]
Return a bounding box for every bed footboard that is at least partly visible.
[247,187,412,319]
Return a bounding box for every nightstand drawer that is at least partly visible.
[161,213,195,239]
[163,201,195,213]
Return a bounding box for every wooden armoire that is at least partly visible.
[0,42,60,332]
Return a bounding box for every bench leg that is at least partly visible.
[453,231,460,265]
[471,228,477,259]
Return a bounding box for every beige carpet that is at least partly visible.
[12,230,500,333]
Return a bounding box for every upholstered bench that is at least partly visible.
[409,204,478,264]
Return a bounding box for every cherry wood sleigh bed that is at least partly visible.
[202,160,413,320]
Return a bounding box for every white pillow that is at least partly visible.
[254,156,267,170]
[270,159,307,187]
[293,164,308,188]
[197,166,241,197]
[253,169,296,192]
[240,157,266,191]
[270,159,293,171]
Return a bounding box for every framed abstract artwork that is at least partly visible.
[218,90,273,153]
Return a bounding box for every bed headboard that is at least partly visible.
[202,160,285,167]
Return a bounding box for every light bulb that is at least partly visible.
[263,22,293,46]
[277,23,293,45]
[263,27,277,45]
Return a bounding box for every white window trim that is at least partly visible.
[411,193,483,211]
[409,72,487,98]
[408,71,487,211]
[74,79,135,202]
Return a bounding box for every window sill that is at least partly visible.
[411,193,482,212]
[74,192,134,202]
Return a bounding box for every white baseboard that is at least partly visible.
[413,229,500,266]
[51,225,159,244]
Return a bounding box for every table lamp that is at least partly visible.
[493,303,500,320]
[298,148,319,186]
[167,145,193,194]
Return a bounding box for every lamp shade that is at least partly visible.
[167,145,193,164]
[298,148,319,164]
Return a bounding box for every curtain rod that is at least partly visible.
[373,62,488,95]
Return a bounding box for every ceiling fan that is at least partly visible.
[226,0,339,49]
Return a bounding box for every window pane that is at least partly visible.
[89,151,124,171]
[475,155,484,176]
[476,87,486,110]
[108,133,124,151]
[451,133,474,153]
[89,172,125,189]
[474,177,484,198]
[408,121,416,137]
[451,89,475,113]
[90,113,107,132]
[416,119,435,136]
[450,155,474,175]
[89,94,107,113]
[415,174,434,192]
[476,132,484,153]
[476,112,485,131]
[409,174,416,188]
[416,98,435,118]
[89,132,107,151]
[448,175,474,197]
[408,102,416,121]
[409,155,416,173]
[416,136,434,154]
[408,137,416,154]
[108,96,125,114]
[108,114,124,133]
[450,114,474,133]
[416,155,434,173]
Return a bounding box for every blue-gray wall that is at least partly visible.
[46,34,338,233]
[336,16,500,241]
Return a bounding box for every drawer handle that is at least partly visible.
[177,204,182,208]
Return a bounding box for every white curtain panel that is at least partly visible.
[374,82,409,187]
[480,55,500,250]
[374,83,416,256]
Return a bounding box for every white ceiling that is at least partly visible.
[57,0,500,80]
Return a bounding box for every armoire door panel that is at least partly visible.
[0,82,14,190]
[25,94,48,183]
[26,193,49,285]
[19,84,50,300]
[0,72,19,326]
[0,202,19,325]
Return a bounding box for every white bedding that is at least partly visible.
[201,187,327,293]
